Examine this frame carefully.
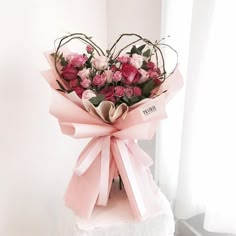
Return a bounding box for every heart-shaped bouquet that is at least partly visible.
[50,33,178,123]
[42,33,182,220]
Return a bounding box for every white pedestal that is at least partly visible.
[75,184,175,236]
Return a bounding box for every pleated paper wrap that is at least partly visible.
[42,51,183,221]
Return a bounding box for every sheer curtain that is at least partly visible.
[157,0,236,234]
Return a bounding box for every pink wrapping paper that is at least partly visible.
[42,51,183,220]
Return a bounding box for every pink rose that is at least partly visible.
[61,64,78,80]
[113,71,122,81]
[138,69,149,83]
[133,86,142,96]
[99,86,115,102]
[86,45,94,54]
[82,90,96,99]
[121,64,141,84]
[104,70,113,83]
[92,56,108,70]
[148,70,160,80]
[117,55,130,64]
[130,53,143,68]
[77,68,90,80]
[74,86,85,98]
[80,79,91,88]
[67,53,87,68]
[71,55,88,68]
[125,87,133,97]
[92,74,106,86]
[114,86,125,97]
[69,79,78,89]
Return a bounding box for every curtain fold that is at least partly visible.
[158,0,236,234]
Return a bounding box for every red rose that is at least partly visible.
[69,79,78,89]
[74,86,85,98]
[100,86,115,102]
[148,70,160,80]
[61,64,78,80]
[154,78,162,86]
[147,61,156,70]
[121,64,141,84]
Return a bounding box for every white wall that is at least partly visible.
[0,0,161,235]
[0,1,107,235]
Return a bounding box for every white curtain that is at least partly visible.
[158,0,236,234]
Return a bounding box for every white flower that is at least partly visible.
[130,53,143,69]
[92,56,109,70]
[82,90,96,100]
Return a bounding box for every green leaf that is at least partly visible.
[56,88,65,92]
[56,80,66,91]
[89,94,105,106]
[121,96,131,106]
[59,52,64,59]
[143,79,156,96]
[143,49,151,58]
[60,57,68,66]
[130,45,137,54]
[129,96,139,104]
[136,44,146,54]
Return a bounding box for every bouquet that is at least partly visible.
[42,33,183,220]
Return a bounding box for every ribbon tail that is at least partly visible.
[97,136,110,206]
[125,140,154,167]
[111,137,163,220]
[111,138,146,220]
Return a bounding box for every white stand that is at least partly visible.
[75,184,175,236]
